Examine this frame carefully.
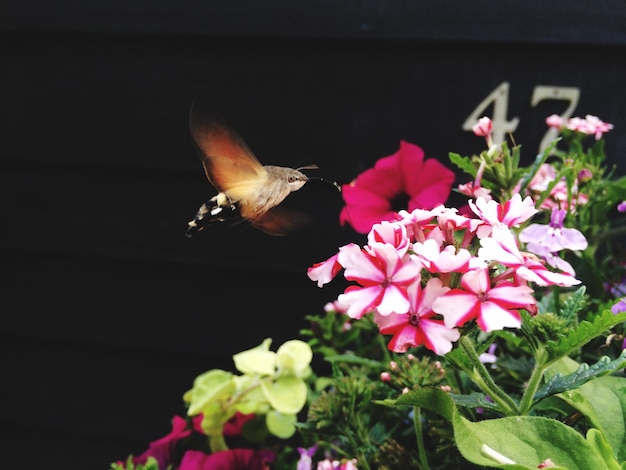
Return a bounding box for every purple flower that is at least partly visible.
[297,445,318,470]
[479,344,498,367]
[519,208,588,252]
[611,298,626,315]
[618,201,626,213]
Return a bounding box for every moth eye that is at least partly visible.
[288,175,298,183]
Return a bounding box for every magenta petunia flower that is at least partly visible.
[126,414,204,469]
[222,411,256,436]
[340,141,456,234]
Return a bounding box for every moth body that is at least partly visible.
[186,104,314,235]
[237,165,309,219]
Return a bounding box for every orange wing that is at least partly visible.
[189,103,266,197]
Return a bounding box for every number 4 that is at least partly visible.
[462,81,519,145]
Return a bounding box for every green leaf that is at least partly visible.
[261,376,307,414]
[548,356,626,462]
[557,285,587,323]
[545,310,626,363]
[453,414,610,469]
[516,147,549,196]
[276,339,313,376]
[444,343,474,372]
[535,350,626,403]
[186,369,235,416]
[265,410,297,439]
[233,338,277,376]
[449,392,502,412]
[587,428,623,470]
[394,387,456,421]
[324,353,386,369]
[449,152,478,178]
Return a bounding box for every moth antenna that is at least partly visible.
[297,164,320,171]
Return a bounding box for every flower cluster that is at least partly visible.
[309,191,583,356]
[114,113,626,470]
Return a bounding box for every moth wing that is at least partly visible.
[189,104,266,198]
[252,206,312,236]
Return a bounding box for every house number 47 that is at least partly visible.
[462,81,581,152]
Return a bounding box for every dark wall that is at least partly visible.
[2,2,625,468]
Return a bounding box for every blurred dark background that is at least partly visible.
[1,1,625,468]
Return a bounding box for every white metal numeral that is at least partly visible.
[531,85,580,152]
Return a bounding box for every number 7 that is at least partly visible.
[531,85,580,152]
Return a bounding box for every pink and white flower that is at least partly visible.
[375,278,459,355]
[432,268,535,332]
[337,242,422,318]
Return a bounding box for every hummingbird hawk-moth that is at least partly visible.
[186,104,329,236]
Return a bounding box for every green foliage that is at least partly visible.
[544,310,626,363]
[183,338,313,452]
[448,152,478,179]
[535,350,626,403]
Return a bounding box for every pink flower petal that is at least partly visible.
[338,285,382,319]
[419,319,461,355]
[376,285,411,316]
[476,301,522,332]
[432,290,480,328]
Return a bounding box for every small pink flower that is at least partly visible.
[566,114,614,140]
[470,193,538,229]
[577,168,592,182]
[308,252,343,287]
[537,458,556,468]
[472,116,493,137]
[546,114,564,129]
[367,220,410,256]
[457,181,492,200]
[526,163,557,192]
[473,117,494,147]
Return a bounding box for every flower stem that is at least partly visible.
[518,360,547,415]
[459,336,520,416]
[413,405,431,470]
